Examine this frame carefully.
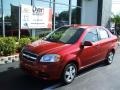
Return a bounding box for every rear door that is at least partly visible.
[79,28,101,67]
[97,27,112,60]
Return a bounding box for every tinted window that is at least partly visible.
[46,26,84,44]
[84,29,99,42]
[98,28,109,39]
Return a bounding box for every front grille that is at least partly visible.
[22,51,37,61]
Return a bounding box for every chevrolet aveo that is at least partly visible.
[20,25,117,84]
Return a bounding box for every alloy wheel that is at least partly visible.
[63,63,77,84]
[108,52,114,64]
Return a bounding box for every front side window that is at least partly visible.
[84,29,99,42]
[98,28,109,39]
[46,26,84,44]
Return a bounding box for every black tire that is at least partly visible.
[105,51,114,65]
[61,63,77,84]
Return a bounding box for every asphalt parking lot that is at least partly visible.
[0,47,120,90]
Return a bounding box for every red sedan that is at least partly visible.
[20,25,117,84]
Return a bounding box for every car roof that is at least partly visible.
[64,24,102,30]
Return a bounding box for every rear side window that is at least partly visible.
[84,29,99,42]
[98,28,109,39]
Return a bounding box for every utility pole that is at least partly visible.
[31,0,36,38]
[69,0,72,25]
[49,0,52,8]
[31,0,34,6]
[18,5,21,39]
[1,0,5,37]
[53,0,55,30]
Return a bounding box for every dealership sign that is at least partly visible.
[21,4,52,29]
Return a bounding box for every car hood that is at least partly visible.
[25,40,71,55]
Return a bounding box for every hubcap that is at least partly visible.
[65,65,76,82]
[108,52,114,63]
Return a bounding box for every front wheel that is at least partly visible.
[62,63,77,84]
[105,51,114,65]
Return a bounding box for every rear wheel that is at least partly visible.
[105,51,114,65]
[62,63,77,84]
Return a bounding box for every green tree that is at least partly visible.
[5,16,11,22]
[58,8,78,24]
[59,11,69,21]
[111,14,120,35]
[0,17,2,21]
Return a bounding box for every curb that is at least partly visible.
[0,54,19,65]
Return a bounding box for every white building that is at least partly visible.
[80,0,112,27]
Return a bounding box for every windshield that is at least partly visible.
[45,26,84,44]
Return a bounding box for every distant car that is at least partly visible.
[20,25,117,84]
[110,27,116,35]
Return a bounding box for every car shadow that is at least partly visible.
[0,61,107,90]
[77,61,106,75]
[0,66,59,90]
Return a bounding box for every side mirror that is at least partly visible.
[82,41,93,46]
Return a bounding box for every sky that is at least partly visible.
[112,0,120,15]
[0,0,72,16]
[0,0,120,16]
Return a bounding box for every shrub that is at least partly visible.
[18,38,31,52]
[39,33,49,38]
[12,37,18,42]
[0,38,4,56]
[0,37,16,56]
[29,37,39,42]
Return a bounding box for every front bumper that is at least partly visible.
[20,59,63,80]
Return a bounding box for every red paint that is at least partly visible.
[20,25,117,80]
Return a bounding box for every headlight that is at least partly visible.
[40,54,61,62]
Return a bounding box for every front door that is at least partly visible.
[78,28,101,67]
